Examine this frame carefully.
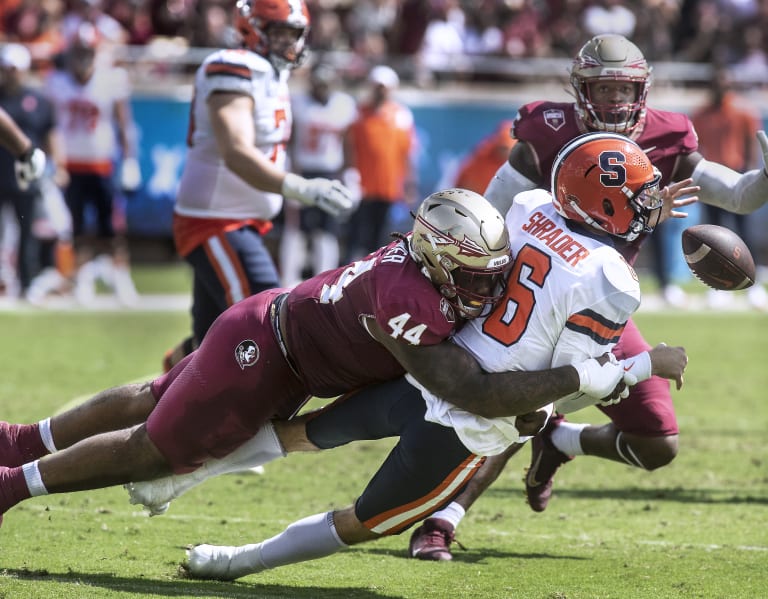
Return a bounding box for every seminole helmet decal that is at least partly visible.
[551,132,663,242]
[234,0,310,71]
[411,188,513,319]
[571,34,651,134]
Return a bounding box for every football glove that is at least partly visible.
[120,156,142,192]
[282,172,355,218]
[15,146,46,191]
[574,354,634,402]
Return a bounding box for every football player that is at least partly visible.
[0,188,636,529]
[178,133,690,580]
[0,105,46,191]
[162,0,355,372]
[408,33,768,561]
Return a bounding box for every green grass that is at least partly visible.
[0,303,766,598]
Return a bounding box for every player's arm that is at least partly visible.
[209,91,286,193]
[0,105,33,157]
[678,136,768,214]
[365,318,620,419]
[483,142,540,216]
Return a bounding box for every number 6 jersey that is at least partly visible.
[411,189,641,455]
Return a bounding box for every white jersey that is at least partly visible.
[175,49,291,221]
[45,66,130,169]
[410,189,641,456]
[290,90,357,174]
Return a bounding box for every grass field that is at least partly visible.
[0,271,766,598]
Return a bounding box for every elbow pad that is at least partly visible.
[484,161,538,217]
[691,159,768,215]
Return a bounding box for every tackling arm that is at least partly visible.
[483,143,540,216]
[365,319,623,419]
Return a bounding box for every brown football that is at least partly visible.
[681,224,755,291]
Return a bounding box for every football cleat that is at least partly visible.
[185,542,264,580]
[524,413,574,512]
[408,517,460,561]
[125,479,176,516]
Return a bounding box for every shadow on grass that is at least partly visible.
[485,485,768,505]
[356,546,588,565]
[2,567,403,599]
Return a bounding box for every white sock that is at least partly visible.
[260,511,346,569]
[175,422,286,498]
[426,502,465,530]
[311,232,339,274]
[551,422,588,456]
[22,461,48,496]
[38,418,57,453]
[279,228,307,287]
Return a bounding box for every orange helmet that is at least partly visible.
[234,0,310,70]
[551,132,662,242]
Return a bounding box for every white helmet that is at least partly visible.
[571,34,651,134]
[411,188,513,319]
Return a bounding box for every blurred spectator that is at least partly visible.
[44,23,141,306]
[581,0,636,38]
[149,0,194,39]
[345,65,416,261]
[280,62,358,286]
[454,119,516,195]
[691,65,767,309]
[0,42,64,299]
[500,0,548,59]
[1,1,67,70]
[104,0,154,45]
[61,0,128,47]
[419,1,467,83]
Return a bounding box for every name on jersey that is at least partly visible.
[521,211,590,266]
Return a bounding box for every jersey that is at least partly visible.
[173,49,291,257]
[44,65,130,175]
[290,90,357,175]
[283,235,458,397]
[410,190,641,456]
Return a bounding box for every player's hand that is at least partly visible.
[574,353,628,400]
[282,173,355,218]
[648,342,688,390]
[515,407,549,437]
[120,156,142,192]
[659,178,699,223]
[15,146,46,191]
[757,131,768,175]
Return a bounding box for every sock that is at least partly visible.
[0,466,32,513]
[427,502,465,530]
[1,421,49,466]
[260,511,346,569]
[311,232,340,274]
[22,460,48,496]
[551,422,588,456]
[38,418,57,454]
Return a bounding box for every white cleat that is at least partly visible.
[125,479,176,516]
[186,543,264,580]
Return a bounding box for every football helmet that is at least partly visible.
[411,188,513,319]
[570,34,651,134]
[234,0,310,71]
[551,132,663,242]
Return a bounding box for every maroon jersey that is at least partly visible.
[283,235,458,397]
[512,101,699,263]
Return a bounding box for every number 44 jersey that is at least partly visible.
[411,189,642,456]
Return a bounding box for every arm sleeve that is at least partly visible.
[692,158,768,215]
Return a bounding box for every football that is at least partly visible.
[681,224,755,291]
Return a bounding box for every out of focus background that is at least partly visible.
[2,0,767,307]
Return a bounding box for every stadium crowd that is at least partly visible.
[1,0,767,82]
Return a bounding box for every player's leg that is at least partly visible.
[408,442,525,560]
[525,318,678,512]
[185,379,481,579]
[0,381,159,468]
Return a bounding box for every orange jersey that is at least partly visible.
[350,100,414,202]
[454,120,516,194]
[691,92,760,171]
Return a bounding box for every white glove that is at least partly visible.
[120,156,142,191]
[15,146,46,191]
[574,354,629,400]
[757,131,768,173]
[282,172,354,218]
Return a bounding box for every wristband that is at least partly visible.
[619,351,652,383]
